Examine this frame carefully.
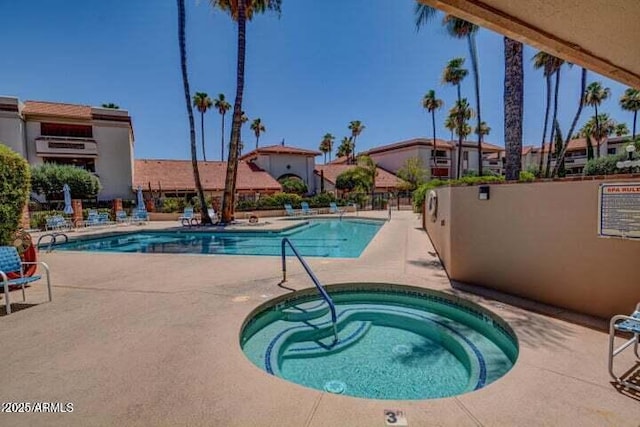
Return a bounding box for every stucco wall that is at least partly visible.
[425,178,640,319]
[0,115,26,157]
[256,154,316,193]
[370,146,432,174]
[93,122,134,199]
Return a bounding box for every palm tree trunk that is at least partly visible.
[177,0,211,224]
[544,68,560,177]
[200,110,206,162]
[633,111,637,140]
[456,84,463,179]
[255,135,259,151]
[352,136,357,164]
[538,73,552,176]
[504,37,523,181]
[221,113,225,161]
[553,68,588,177]
[221,0,246,224]
[468,33,483,176]
[594,104,600,158]
[431,109,438,174]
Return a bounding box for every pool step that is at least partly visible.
[281,300,329,322]
[283,320,372,359]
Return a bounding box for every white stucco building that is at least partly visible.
[0,96,134,200]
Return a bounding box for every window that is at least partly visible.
[41,123,93,138]
[432,150,447,157]
[463,151,469,161]
[608,148,617,155]
[43,157,96,172]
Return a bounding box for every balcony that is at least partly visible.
[35,136,98,157]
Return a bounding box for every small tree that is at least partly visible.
[279,177,307,195]
[0,145,31,245]
[31,164,101,200]
[397,157,429,191]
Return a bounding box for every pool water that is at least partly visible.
[241,286,518,400]
[55,219,383,258]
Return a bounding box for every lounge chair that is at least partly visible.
[329,202,346,214]
[131,209,149,224]
[0,246,52,315]
[45,215,72,231]
[301,202,318,215]
[284,204,302,217]
[179,207,199,226]
[207,209,219,224]
[85,211,113,227]
[116,210,130,224]
[608,302,640,392]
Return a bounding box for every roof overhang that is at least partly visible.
[418,0,640,89]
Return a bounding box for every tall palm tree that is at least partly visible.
[532,51,564,177]
[336,137,354,159]
[619,88,640,139]
[444,116,456,142]
[177,0,212,224]
[214,93,231,161]
[475,121,491,141]
[348,121,365,164]
[193,92,213,161]
[553,68,588,177]
[422,90,444,170]
[504,37,523,181]
[581,113,616,148]
[415,4,483,175]
[250,118,265,150]
[442,57,468,178]
[583,81,611,158]
[615,123,630,138]
[319,133,334,163]
[210,0,282,224]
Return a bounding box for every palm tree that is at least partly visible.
[101,103,120,109]
[619,88,640,139]
[581,113,616,148]
[210,0,282,224]
[177,0,212,224]
[319,133,334,164]
[250,118,265,150]
[447,99,474,176]
[348,121,365,164]
[475,121,491,140]
[504,37,523,181]
[357,155,378,209]
[553,68,588,177]
[532,51,564,177]
[214,93,231,161]
[444,116,456,142]
[583,81,611,158]
[442,57,469,178]
[615,123,630,138]
[415,4,483,175]
[336,137,354,159]
[193,92,213,161]
[422,90,444,170]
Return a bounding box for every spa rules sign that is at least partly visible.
[598,183,640,239]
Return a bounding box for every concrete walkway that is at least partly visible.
[0,211,638,426]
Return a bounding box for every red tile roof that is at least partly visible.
[362,137,502,156]
[315,164,405,189]
[240,144,321,160]
[23,101,92,119]
[134,160,282,191]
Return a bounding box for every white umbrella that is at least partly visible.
[63,184,73,214]
[136,186,145,211]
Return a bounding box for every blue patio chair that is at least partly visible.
[284,204,302,217]
[116,210,130,224]
[329,202,346,214]
[179,207,199,226]
[45,215,72,231]
[0,246,52,315]
[301,202,318,215]
[608,302,640,392]
[131,209,149,224]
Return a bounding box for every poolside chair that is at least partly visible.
[0,246,52,315]
[207,209,219,224]
[45,215,72,231]
[608,302,640,392]
[300,202,318,216]
[131,208,149,224]
[329,202,346,215]
[284,204,302,217]
[179,207,199,226]
[116,210,130,224]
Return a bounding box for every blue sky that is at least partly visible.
[1,0,633,161]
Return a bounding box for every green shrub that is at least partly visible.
[279,177,308,195]
[257,193,303,209]
[519,171,536,182]
[335,168,372,193]
[31,163,101,200]
[30,210,64,230]
[236,199,257,211]
[303,192,337,208]
[412,175,506,211]
[583,154,628,176]
[160,197,185,213]
[0,145,31,244]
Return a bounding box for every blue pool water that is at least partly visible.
[241,286,518,400]
[55,219,383,258]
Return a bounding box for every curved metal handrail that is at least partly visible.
[281,238,338,344]
[36,232,69,252]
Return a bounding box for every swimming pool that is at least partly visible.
[241,284,518,400]
[55,219,384,258]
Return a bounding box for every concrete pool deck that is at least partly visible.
[1,211,638,426]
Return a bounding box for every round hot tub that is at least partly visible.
[241,283,518,400]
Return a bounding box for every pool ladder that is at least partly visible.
[37,232,69,252]
[280,238,339,344]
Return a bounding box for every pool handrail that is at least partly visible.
[36,232,69,252]
[280,237,338,344]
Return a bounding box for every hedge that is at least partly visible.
[0,145,31,244]
[31,163,101,200]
